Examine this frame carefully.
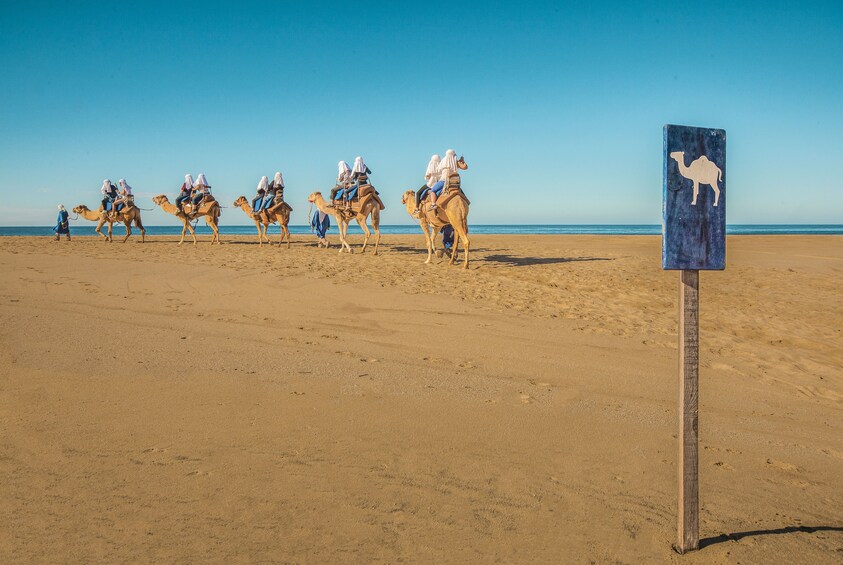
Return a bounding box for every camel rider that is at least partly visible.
[348,156,385,210]
[345,156,370,204]
[113,178,133,215]
[100,179,119,218]
[53,204,71,241]
[191,173,211,213]
[263,171,284,211]
[428,149,467,210]
[415,154,442,214]
[329,161,352,204]
[176,174,194,212]
[251,176,269,213]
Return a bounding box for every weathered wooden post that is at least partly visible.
[662,124,726,553]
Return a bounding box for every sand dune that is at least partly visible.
[1,234,841,563]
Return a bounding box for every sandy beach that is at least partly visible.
[1,233,841,563]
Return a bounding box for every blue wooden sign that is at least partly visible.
[663,124,726,270]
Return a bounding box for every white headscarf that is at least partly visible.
[58,204,65,211]
[351,156,367,175]
[257,176,268,192]
[118,179,132,194]
[273,171,284,188]
[337,161,351,181]
[195,173,208,189]
[439,149,458,172]
[101,179,112,195]
[425,155,441,178]
[184,174,194,190]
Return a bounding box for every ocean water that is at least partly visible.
[1,224,841,237]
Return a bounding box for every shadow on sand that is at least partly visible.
[481,254,614,267]
[699,525,843,549]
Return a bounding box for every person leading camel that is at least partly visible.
[53,204,71,241]
[311,208,330,247]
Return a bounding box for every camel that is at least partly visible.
[401,188,471,268]
[307,192,381,255]
[670,151,722,207]
[232,196,292,248]
[72,203,146,243]
[152,195,221,245]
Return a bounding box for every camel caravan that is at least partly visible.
[70,150,471,267]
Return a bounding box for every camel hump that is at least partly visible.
[696,155,712,164]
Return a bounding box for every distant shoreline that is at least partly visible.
[1,225,841,237]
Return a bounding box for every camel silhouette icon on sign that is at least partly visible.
[669,151,722,207]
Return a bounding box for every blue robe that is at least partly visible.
[311,211,330,238]
[53,210,70,234]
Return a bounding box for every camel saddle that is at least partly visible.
[438,187,471,208]
[257,198,292,220]
[183,195,217,216]
[333,184,385,212]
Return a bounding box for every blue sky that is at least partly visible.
[1,1,841,225]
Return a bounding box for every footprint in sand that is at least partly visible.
[713,461,734,470]
[766,459,803,473]
[519,393,534,404]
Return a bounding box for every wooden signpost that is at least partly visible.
[662,124,726,553]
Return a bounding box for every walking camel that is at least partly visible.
[307,192,381,255]
[401,189,471,268]
[232,196,293,248]
[72,203,146,243]
[669,151,722,207]
[152,195,222,245]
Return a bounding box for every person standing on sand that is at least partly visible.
[176,174,194,212]
[311,208,330,246]
[53,205,71,241]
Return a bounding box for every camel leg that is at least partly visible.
[692,181,699,205]
[255,219,263,247]
[208,218,220,245]
[449,230,459,265]
[179,223,187,245]
[282,225,290,248]
[107,221,114,243]
[339,221,352,254]
[459,226,470,269]
[121,221,131,243]
[372,209,380,255]
[712,184,720,207]
[96,219,108,241]
[356,215,370,254]
[136,217,145,243]
[420,223,434,264]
